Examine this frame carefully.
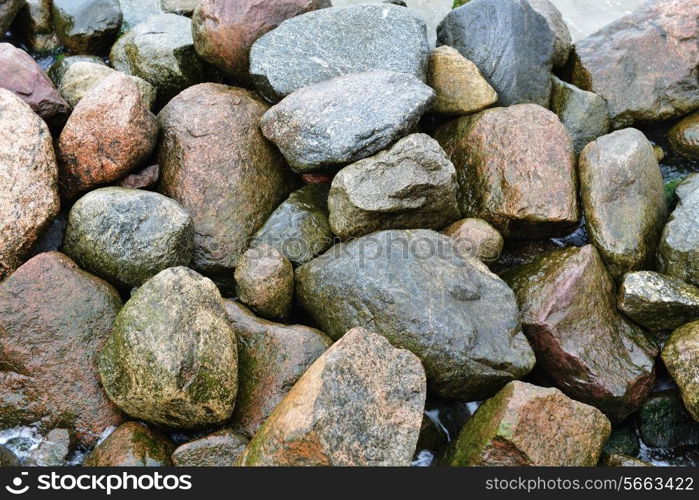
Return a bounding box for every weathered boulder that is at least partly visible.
[224,301,332,437]
[434,104,579,238]
[579,128,666,278]
[328,134,460,239]
[637,390,699,449]
[668,111,699,161]
[63,188,194,289]
[618,271,699,333]
[445,381,611,466]
[443,218,503,262]
[234,244,294,322]
[0,43,71,127]
[0,89,59,280]
[172,429,249,466]
[192,0,330,85]
[251,184,334,267]
[425,45,496,115]
[550,76,609,155]
[437,0,555,107]
[238,327,426,466]
[0,252,124,446]
[296,230,535,400]
[662,321,699,421]
[0,0,24,34]
[261,70,434,173]
[57,73,159,199]
[503,245,657,422]
[527,0,571,69]
[52,0,123,54]
[83,422,174,466]
[571,0,699,128]
[158,83,293,284]
[249,4,429,102]
[97,267,238,428]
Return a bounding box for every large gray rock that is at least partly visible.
[249,4,429,102]
[579,128,666,279]
[618,271,699,333]
[296,229,535,400]
[97,267,238,429]
[328,134,460,240]
[52,0,123,54]
[437,0,555,107]
[528,0,571,69]
[658,174,699,287]
[261,70,434,173]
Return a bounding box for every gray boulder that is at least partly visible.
[52,0,123,54]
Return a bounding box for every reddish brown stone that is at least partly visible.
[0,43,71,127]
[83,422,174,467]
[57,73,158,200]
[0,89,59,281]
[301,173,335,185]
[192,0,330,85]
[0,252,124,446]
[117,164,160,189]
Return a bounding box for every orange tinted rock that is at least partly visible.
[83,422,174,466]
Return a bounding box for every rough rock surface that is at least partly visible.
[296,230,535,400]
[172,429,249,467]
[24,429,72,466]
[550,76,609,155]
[328,134,460,239]
[426,45,497,116]
[261,70,435,173]
[83,422,174,466]
[224,301,332,438]
[97,267,238,428]
[437,0,555,107]
[238,328,426,466]
[251,184,334,267]
[63,187,194,289]
[0,89,59,280]
[0,43,71,127]
[658,174,699,287]
[235,244,294,322]
[503,245,657,422]
[0,0,24,34]
[0,446,20,466]
[249,4,429,102]
[528,0,571,69]
[662,321,699,421]
[637,390,699,449]
[57,73,159,199]
[445,381,611,466]
[579,128,666,278]
[192,0,330,85]
[618,271,699,332]
[158,83,293,283]
[571,0,699,128]
[434,104,578,238]
[443,218,503,262]
[669,112,699,161]
[0,252,124,446]
[52,0,123,53]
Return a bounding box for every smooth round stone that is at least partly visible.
[669,111,699,160]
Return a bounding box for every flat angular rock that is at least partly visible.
[503,245,657,422]
[261,70,435,173]
[172,429,249,466]
[249,4,429,102]
[158,84,293,286]
[52,0,123,54]
[238,328,426,466]
[571,0,699,128]
[618,271,699,332]
[0,89,59,280]
[662,321,699,421]
[328,134,460,239]
[0,43,71,127]
[193,0,330,85]
[434,104,578,238]
[97,267,238,428]
[550,76,609,156]
[224,301,332,437]
[296,230,535,400]
[669,111,699,161]
[445,381,611,466]
[579,128,666,278]
[443,218,503,262]
[83,422,174,466]
[57,73,158,199]
[63,187,194,289]
[437,0,555,107]
[0,252,124,446]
